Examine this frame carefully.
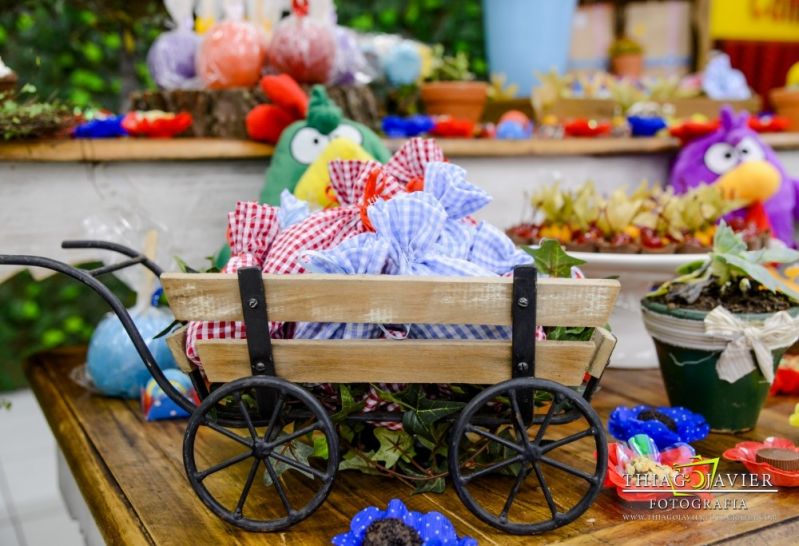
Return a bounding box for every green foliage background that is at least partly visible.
[0,0,485,390]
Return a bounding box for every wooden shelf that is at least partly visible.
[2,133,799,162]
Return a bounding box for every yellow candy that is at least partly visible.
[790,403,799,427]
[293,139,375,208]
[624,225,641,240]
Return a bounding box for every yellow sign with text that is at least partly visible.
[710,0,799,42]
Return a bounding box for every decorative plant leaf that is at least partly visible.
[339,449,382,475]
[744,247,799,265]
[523,239,586,278]
[721,254,799,302]
[667,278,712,304]
[675,259,707,276]
[371,428,415,470]
[263,433,314,486]
[413,477,446,494]
[312,431,329,459]
[713,221,746,255]
[332,384,366,423]
[152,319,181,339]
[547,326,594,341]
[174,256,199,274]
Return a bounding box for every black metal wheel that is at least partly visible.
[183,376,339,532]
[449,378,607,535]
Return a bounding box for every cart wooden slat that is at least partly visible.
[25,350,799,545]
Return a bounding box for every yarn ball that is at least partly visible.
[268,14,336,84]
[197,19,266,89]
[86,306,179,399]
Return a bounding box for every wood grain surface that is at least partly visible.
[3,133,799,162]
[195,338,595,386]
[161,273,620,327]
[25,352,799,545]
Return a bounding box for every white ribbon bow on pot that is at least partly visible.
[704,306,799,384]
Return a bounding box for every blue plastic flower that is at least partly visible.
[608,405,710,449]
[627,115,667,137]
[332,498,476,546]
[382,115,435,138]
[73,116,127,138]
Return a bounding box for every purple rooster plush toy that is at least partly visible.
[670,106,798,247]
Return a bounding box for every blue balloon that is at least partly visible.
[86,306,178,399]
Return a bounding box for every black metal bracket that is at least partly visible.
[237,267,275,378]
[511,265,537,426]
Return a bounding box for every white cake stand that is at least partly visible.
[569,251,707,369]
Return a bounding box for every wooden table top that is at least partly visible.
[25,350,799,546]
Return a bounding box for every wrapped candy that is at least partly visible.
[329,25,371,86]
[147,0,201,89]
[267,0,336,84]
[196,0,267,89]
[121,111,193,138]
[86,292,179,399]
[141,368,199,421]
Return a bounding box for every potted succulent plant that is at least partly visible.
[641,222,799,432]
[419,45,488,123]
[770,62,799,131]
[609,36,644,80]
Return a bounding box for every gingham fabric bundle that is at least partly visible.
[383,137,445,185]
[468,221,533,275]
[277,189,310,229]
[185,201,281,365]
[422,161,491,259]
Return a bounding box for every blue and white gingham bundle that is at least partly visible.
[423,162,491,259]
[277,189,310,230]
[296,234,391,340]
[468,221,532,275]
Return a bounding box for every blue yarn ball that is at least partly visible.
[87,306,178,399]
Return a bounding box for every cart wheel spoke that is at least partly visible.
[499,464,530,523]
[270,421,323,449]
[541,428,595,454]
[233,458,261,518]
[263,393,286,443]
[184,376,339,532]
[461,454,526,484]
[264,458,294,517]
[269,451,327,481]
[237,394,258,441]
[203,420,253,448]
[195,451,253,482]
[532,461,558,518]
[449,377,607,534]
[533,394,563,445]
[509,390,532,449]
[540,455,596,483]
[465,425,525,454]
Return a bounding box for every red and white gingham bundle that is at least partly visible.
[383,137,445,185]
[185,202,280,365]
[262,159,404,276]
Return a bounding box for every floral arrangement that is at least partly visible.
[505,180,765,253]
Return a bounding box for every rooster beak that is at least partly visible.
[713,160,781,203]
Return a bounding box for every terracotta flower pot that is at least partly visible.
[770,87,799,132]
[641,299,799,433]
[611,54,643,80]
[420,81,488,124]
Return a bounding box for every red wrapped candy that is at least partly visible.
[267,0,336,84]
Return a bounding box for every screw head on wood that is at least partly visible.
[517,297,529,308]
[254,362,266,373]
[517,361,529,373]
[248,298,258,309]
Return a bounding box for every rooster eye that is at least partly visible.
[290,127,330,164]
[735,136,765,163]
[704,142,737,175]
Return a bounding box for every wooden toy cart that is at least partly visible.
[0,241,620,536]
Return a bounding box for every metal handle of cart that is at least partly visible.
[0,240,196,414]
